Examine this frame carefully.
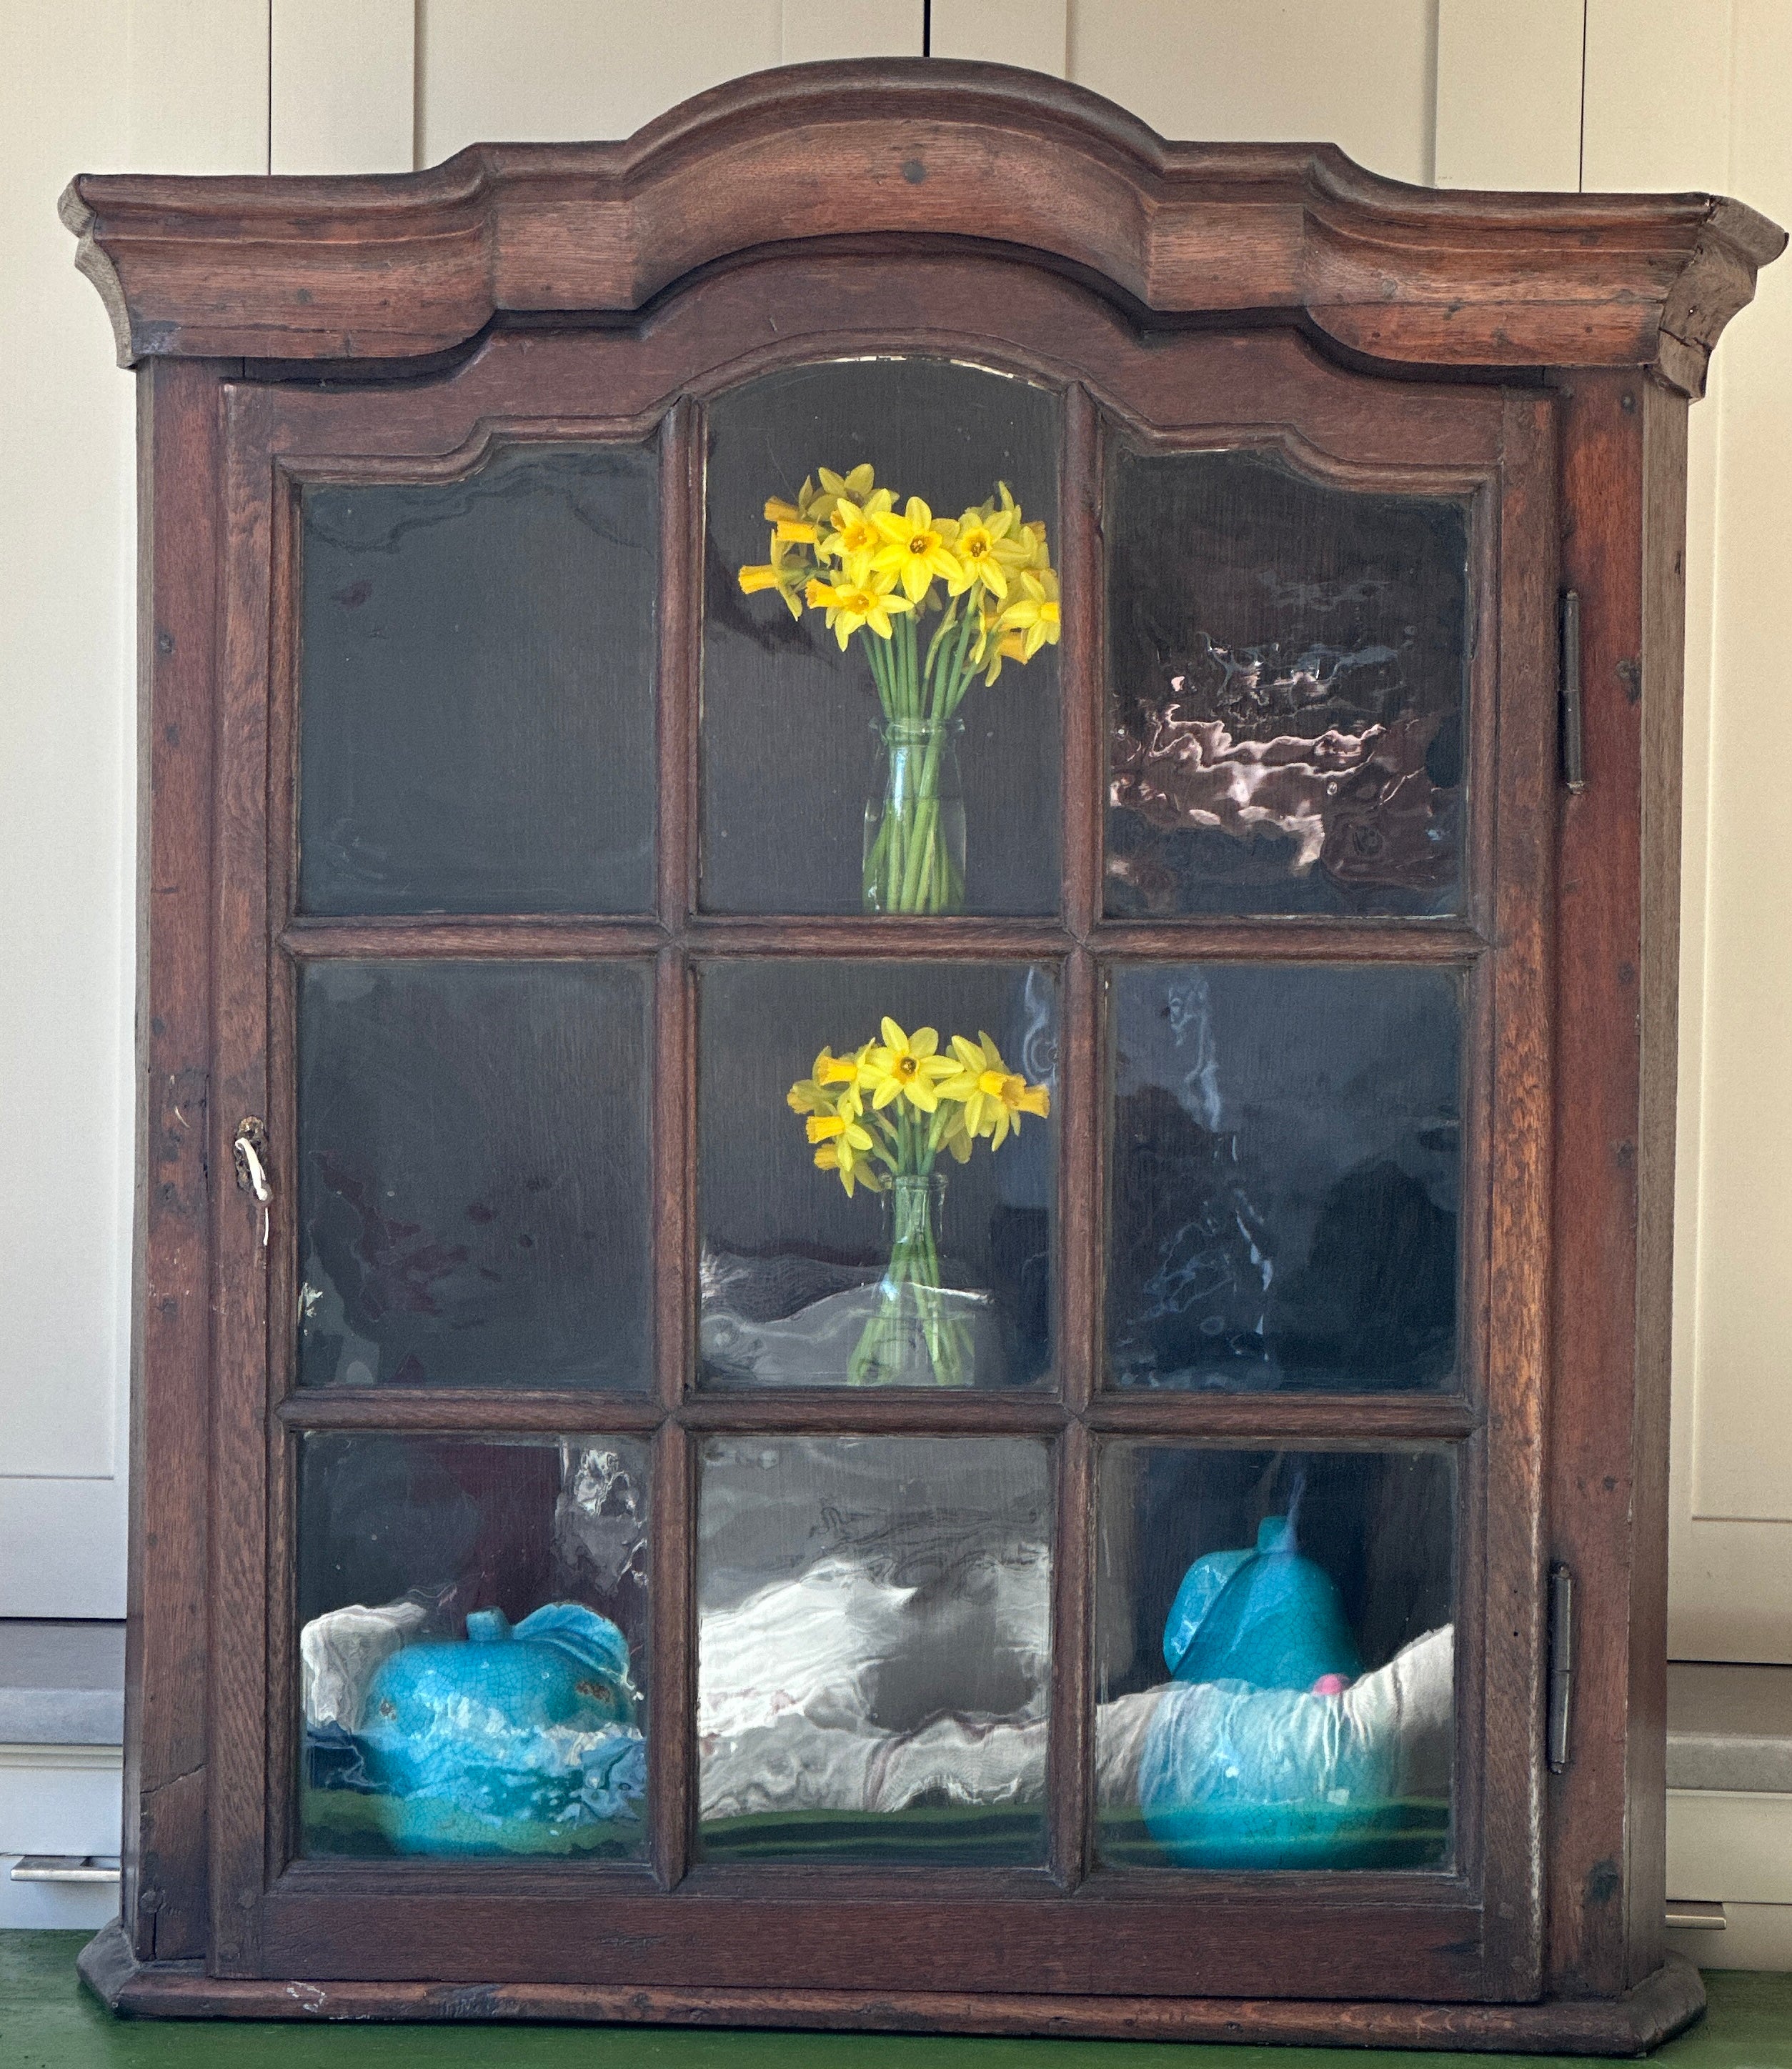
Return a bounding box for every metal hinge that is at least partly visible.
[1560,590,1586,792]
[1546,1561,1575,1773]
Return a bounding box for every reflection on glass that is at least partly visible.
[1095,1446,1454,1871]
[704,359,1061,916]
[1105,447,1469,917]
[298,961,651,1390]
[1107,964,1460,1392]
[299,1434,649,1858]
[698,960,1056,1390]
[696,1436,1052,1863]
[299,443,657,917]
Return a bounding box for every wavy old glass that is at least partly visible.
[697,959,1057,1391]
[703,358,1061,917]
[1105,445,1470,919]
[298,442,658,917]
[1095,1445,1455,1872]
[696,1435,1053,1863]
[298,1433,650,1860]
[297,960,652,1391]
[1107,963,1461,1392]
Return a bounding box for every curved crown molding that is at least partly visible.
[59,58,1786,394]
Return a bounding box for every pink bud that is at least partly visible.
[1310,1673,1350,1697]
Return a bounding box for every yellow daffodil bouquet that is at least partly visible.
[788,1017,1050,1386]
[737,464,1060,915]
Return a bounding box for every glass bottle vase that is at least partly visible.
[862,717,966,914]
[848,1174,974,1387]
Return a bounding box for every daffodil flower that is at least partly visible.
[1002,568,1060,659]
[806,1109,874,1153]
[982,629,1027,686]
[787,1045,863,1115]
[932,1100,977,1165]
[812,462,876,512]
[819,493,892,579]
[857,1018,958,1113]
[870,497,968,603]
[737,535,810,621]
[950,503,1030,600]
[815,1134,884,1196]
[810,575,914,649]
[935,1032,1051,1149]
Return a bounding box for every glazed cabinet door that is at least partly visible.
[203,251,1556,2003]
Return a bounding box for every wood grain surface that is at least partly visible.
[59,60,1783,391]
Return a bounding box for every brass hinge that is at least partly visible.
[1560,590,1586,792]
[1546,1561,1575,1773]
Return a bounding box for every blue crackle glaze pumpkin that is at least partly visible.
[1141,1490,1405,1870]
[1162,1501,1362,1692]
[346,1602,645,1855]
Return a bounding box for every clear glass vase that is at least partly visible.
[862,718,966,915]
[848,1175,975,1387]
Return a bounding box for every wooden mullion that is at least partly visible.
[1062,382,1102,941]
[1055,389,1102,1901]
[649,1420,695,1889]
[658,394,701,931]
[645,393,702,1893]
[1047,1421,1094,1888]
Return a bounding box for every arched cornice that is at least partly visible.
[60,58,1784,394]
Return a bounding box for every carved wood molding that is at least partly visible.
[61,59,1785,391]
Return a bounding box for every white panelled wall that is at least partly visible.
[2,4,1786,1668]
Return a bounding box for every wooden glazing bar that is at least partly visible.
[279,919,664,959]
[653,948,693,1412]
[1058,949,1100,1415]
[677,1392,1066,1435]
[274,1391,665,1434]
[1046,1422,1094,1889]
[1085,1393,1478,1443]
[657,397,700,929]
[682,917,1070,959]
[649,1420,695,1890]
[1062,382,1102,941]
[1089,921,1487,964]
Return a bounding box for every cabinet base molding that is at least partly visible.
[78,1924,1706,2057]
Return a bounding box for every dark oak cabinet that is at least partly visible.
[62,60,1783,2052]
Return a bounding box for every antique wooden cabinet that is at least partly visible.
[63,61,1782,2051]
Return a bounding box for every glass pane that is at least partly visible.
[1105,446,1469,918]
[299,1433,649,1858]
[704,359,1061,916]
[698,959,1056,1391]
[299,443,657,916]
[1107,963,1460,1392]
[1095,1445,1454,1871]
[697,1435,1052,1863]
[298,960,652,1390]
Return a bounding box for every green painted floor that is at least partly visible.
[3,1934,1790,2068]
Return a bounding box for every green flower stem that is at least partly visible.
[847,1161,970,1387]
